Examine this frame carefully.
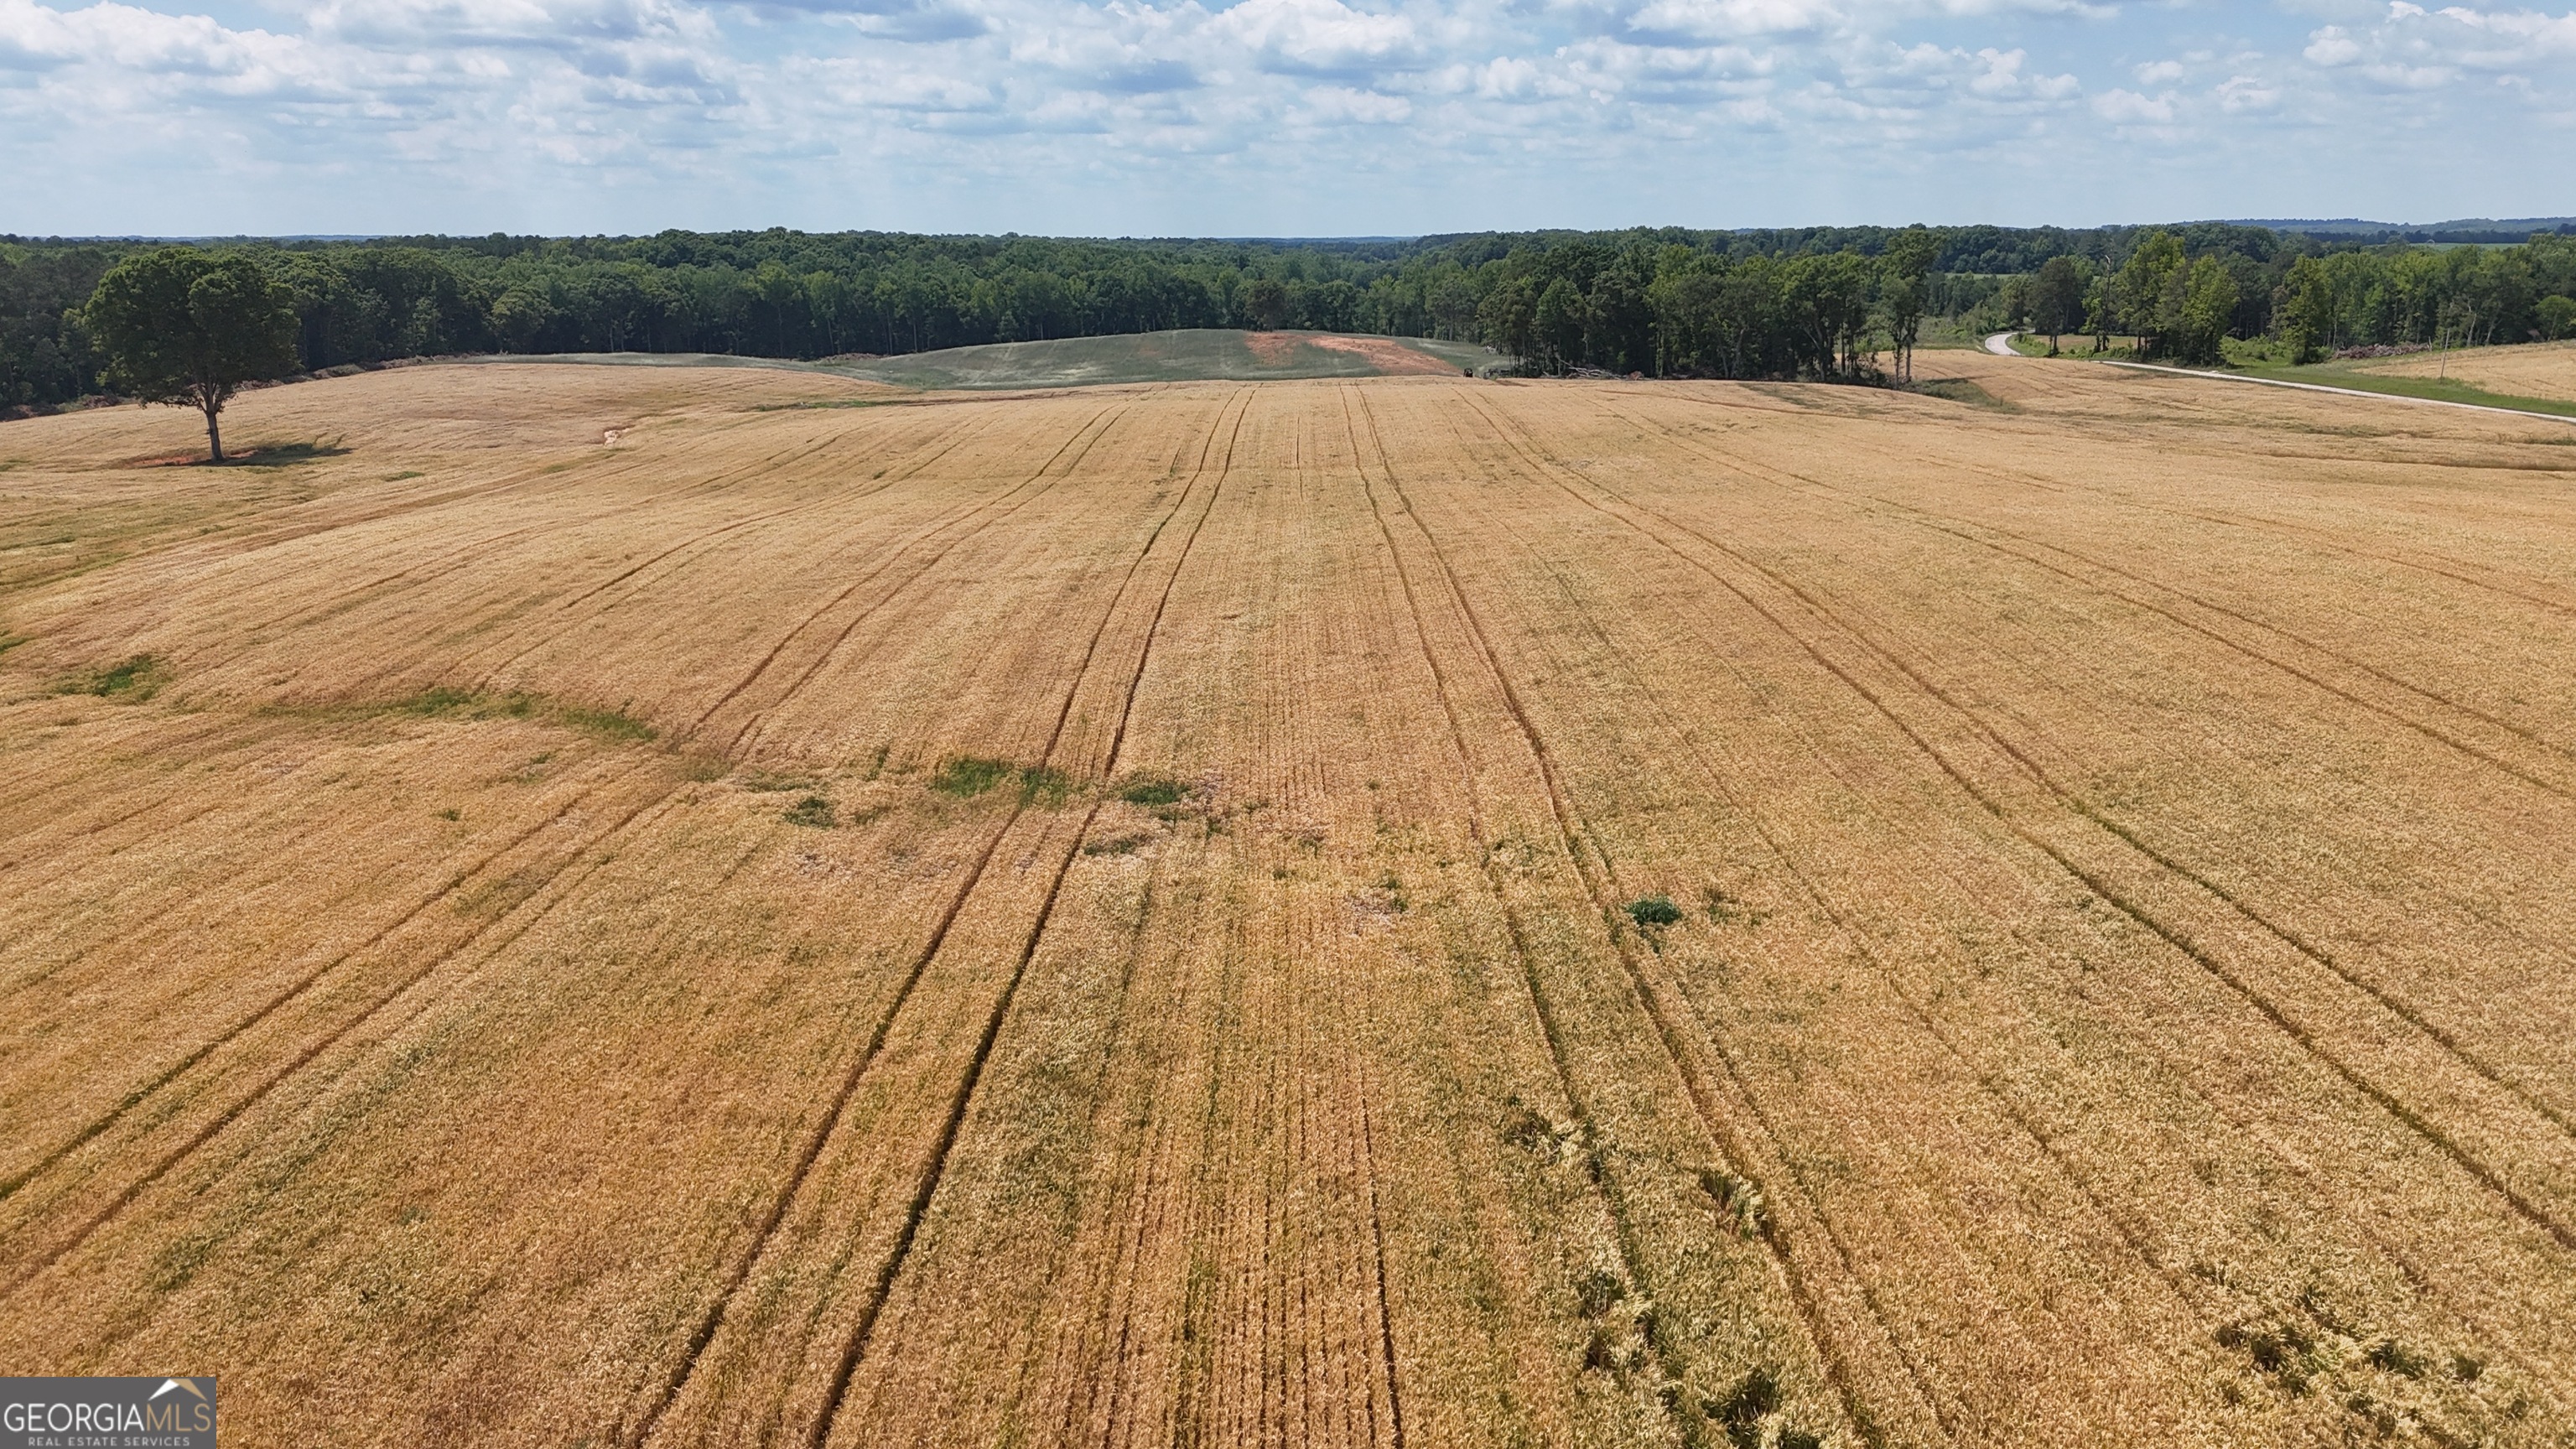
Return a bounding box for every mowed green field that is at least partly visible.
[489,328,1499,390]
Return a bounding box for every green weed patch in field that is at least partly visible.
[1911,377,2012,410]
[1116,774,1189,807]
[931,756,1022,797]
[1017,766,1075,807]
[553,701,655,742]
[1626,894,1683,928]
[361,686,657,742]
[783,795,837,828]
[58,653,165,699]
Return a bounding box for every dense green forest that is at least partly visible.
[8,222,2576,411]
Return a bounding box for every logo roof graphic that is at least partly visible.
[148,1379,207,1402]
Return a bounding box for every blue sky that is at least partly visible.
[1,0,2570,236]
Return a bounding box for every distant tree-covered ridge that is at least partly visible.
[7,222,2576,410]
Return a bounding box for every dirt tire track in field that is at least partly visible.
[0,782,612,1204]
[1684,421,2576,804]
[1604,399,2576,783]
[1354,1068,1408,1449]
[1342,386,1704,1447]
[532,411,1004,622]
[1606,380,2576,627]
[715,401,1146,761]
[1479,392,2576,1421]
[684,402,1134,754]
[447,421,1013,696]
[1351,387,1908,1448]
[1444,397,2216,1306]
[1591,402,2576,1145]
[248,411,984,698]
[803,388,1249,1449]
[0,715,316,882]
[624,388,1250,1449]
[1463,391,2576,1258]
[0,760,691,1299]
[219,435,767,639]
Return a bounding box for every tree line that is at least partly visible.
[9,222,2576,413]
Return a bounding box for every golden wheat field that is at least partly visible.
[4,351,2576,1448]
[2355,340,2576,406]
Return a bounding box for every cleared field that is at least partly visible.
[3,354,2574,1447]
[2353,339,2576,405]
[496,329,1498,391]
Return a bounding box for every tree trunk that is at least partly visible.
[203,399,224,463]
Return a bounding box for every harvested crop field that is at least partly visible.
[4,355,2576,1447]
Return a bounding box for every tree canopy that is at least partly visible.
[80,247,300,460]
[7,222,2576,418]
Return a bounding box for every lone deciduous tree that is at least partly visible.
[82,248,300,462]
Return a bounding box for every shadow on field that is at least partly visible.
[127,439,351,469]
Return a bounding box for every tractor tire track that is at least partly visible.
[1461,391,2576,1256]
[802,389,1248,1449]
[1343,387,1706,1447]
[1348,387,1909,1448]
[1457,402,2207,1274]
[1440,413,2228,1386]
[1590,403,2576,1141]
[0,777,618,1203]
[452,420,1008,696]
[685,402,1133,752]
[716,401,1146,761]
[0,761,689,1299]
[1644,417,2576,803]
[626,388,1249,1449]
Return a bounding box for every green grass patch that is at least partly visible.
[0,633,26,660]
[792,329,1488,390]
[371,686,654,742]
[403,685,481,714]
[927,756,1080,806]
[2218,362,2576,419]
[57,653,166,699]
[1626,895,1683,928]
[782,795,837,828]
[552,701,655,743]
[1909,377,2012,410]
[931,755,1020,797]
[1017,766,1075,807]
[750,397,896,412]
[1115,774,1189,807]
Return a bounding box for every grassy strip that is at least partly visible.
[2218,364,2576,419]
[1997,333,2576,419]
[264,685,658,742]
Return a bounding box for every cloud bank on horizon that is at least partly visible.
[0,0,2568,235]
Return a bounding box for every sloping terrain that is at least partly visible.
[2352,338,2576,404]
[3,358,2573,1446]
[495,329,1496,391]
